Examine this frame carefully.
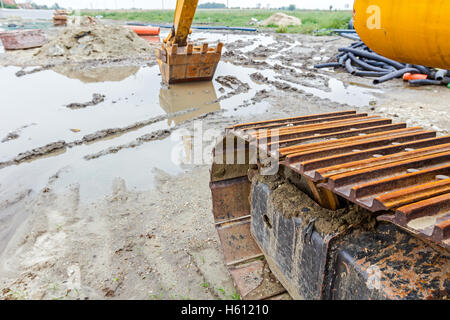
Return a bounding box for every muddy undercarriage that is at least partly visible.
[210,111,450,300]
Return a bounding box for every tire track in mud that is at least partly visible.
[0,73,264,167]
[84,129,172,160]
[1,124,37,144]
[0,108,198,170]
[83,109,227,161]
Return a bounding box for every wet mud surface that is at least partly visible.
[66,93,105,109]
[0,27,449,300]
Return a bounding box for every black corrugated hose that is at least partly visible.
[314,40,449,87]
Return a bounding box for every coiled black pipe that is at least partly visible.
[347,52,391,73]
[412,65,432,76]
[442,77,450,85]
[350,42,365,49]
[339,33,361,41]
[373,67,420,84]
[339,48,406,70]
[364,59,391,68]
[339,53,348,67]
[409,79,443,86]
[314,39,449,87]
[435,69,447,81]
[353,42,366,49]
[345,58,356,74]
[314,62,342,69]
[355,70,390,77]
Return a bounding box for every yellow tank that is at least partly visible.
[353,0,450,69]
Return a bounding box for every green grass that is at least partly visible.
[79,9,352,34]
[230,291,241,300]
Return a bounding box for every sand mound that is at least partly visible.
[34,21,152,61]
[261,13,302,27]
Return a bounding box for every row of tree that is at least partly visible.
[1,2,61,9]
[28,2,62,9]
[197,3,297,10]
[198,2,226,9]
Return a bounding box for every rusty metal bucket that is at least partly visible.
[155,42,223,84]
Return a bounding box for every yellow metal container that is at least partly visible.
[353,0,450,69]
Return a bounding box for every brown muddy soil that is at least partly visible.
[66,93,105,109]
[0,24,449,301]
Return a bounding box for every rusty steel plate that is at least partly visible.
[0,29,48,50]
[228,260,286,300]
[224,111,450,250]
[210,176,251,224]
[215,217,264,266]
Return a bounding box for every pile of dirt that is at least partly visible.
[261,13,302,27]
[33,21,152,61]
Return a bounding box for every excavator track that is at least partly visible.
[210,110,449,300]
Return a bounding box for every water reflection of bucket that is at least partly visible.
[159,81,221,126]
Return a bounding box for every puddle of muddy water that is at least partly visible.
[0,56,378,206]
[0,31,380,203]
[159,81,220,126]
[0,58,273,203]
[255,66,380,107]
[0,65,167,161]
[312,77,381,107]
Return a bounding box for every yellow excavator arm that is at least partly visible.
[164,0,198,47]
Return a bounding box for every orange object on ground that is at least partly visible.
[403,73,428,81]
[126,26,160,36]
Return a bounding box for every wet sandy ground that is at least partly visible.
[0,29,449,300]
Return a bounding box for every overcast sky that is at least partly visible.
[17,0,354,10]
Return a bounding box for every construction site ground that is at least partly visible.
[0,24,449,300]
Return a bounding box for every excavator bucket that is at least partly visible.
[155,42,223,84]
[155,0,223,84]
